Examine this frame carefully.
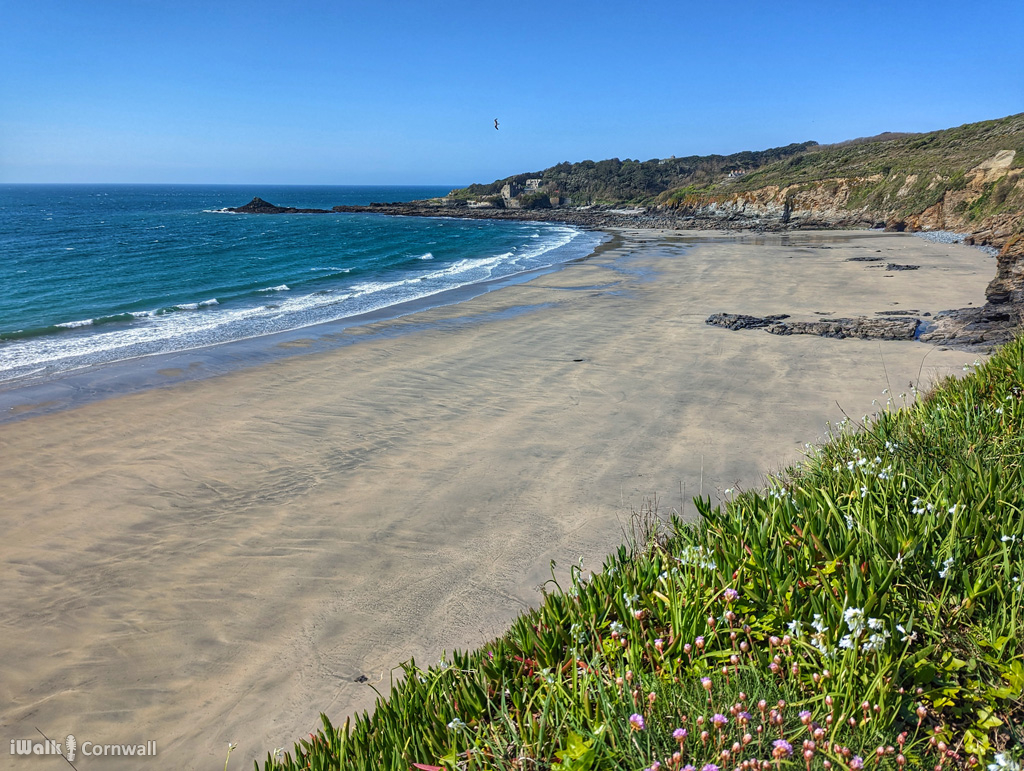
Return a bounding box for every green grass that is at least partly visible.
[730,114,1024,192]
[258,338,1024,771]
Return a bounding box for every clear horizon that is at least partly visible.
[3,0,1022,186]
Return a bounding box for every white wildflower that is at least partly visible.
[988,752,1022,771]
[677,545,716,570]
[843,607,866,635]
[938,557,954,579]
[896,624,917,643]
[862,631,890,652]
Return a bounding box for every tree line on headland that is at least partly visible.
[453,142,818,206]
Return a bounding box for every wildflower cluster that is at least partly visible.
[837,608,891,654]
[631,692,926,771]
[836,447,894,484]
[676,545,717,571]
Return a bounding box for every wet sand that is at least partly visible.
[0,230,994,768]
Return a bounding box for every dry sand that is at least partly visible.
[0,230,995,768]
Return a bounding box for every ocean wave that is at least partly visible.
[56,318,93,329]
[0,221,597,382]
[418,252,434,260]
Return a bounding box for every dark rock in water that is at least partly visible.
[875,309,920,315]
[846,256,884,262]
[705,313,790,330]
[231,197,284,213]
[885,263,920,271]
[227,197,332,214]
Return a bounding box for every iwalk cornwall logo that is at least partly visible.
[10,732,157,762]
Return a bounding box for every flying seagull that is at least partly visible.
[494,118,499,130]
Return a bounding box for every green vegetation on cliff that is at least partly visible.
[453,143,817,205]
[725,114,1024,224]
[261,338,1024,771]
[731,115,1024,193]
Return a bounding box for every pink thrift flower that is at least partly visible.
[773,740,794,759]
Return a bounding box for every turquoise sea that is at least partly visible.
[0,185,601,387]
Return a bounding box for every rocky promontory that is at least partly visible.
[227,197,333,214]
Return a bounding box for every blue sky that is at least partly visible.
[2,1,1021,185]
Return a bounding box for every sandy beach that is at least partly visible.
[0,229,995,769]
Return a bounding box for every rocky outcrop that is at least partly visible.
[918,304,1023,350]
[707,307,1023,351]
[227,197,332,214]
[707,314,920,341]
[704,313,790,330]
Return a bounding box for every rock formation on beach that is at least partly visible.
[706,313,921,341]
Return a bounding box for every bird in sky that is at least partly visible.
[494,118,499,130]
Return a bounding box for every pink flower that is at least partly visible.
[773,740,793,759]
[629,713,646,732]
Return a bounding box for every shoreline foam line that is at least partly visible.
[0,223,599,389]
[0,229,610,423]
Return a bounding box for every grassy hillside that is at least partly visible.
[733,116,1024,190]
[258,337,1024,771]
[720,114,1024,223]
[451,143,817,206]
